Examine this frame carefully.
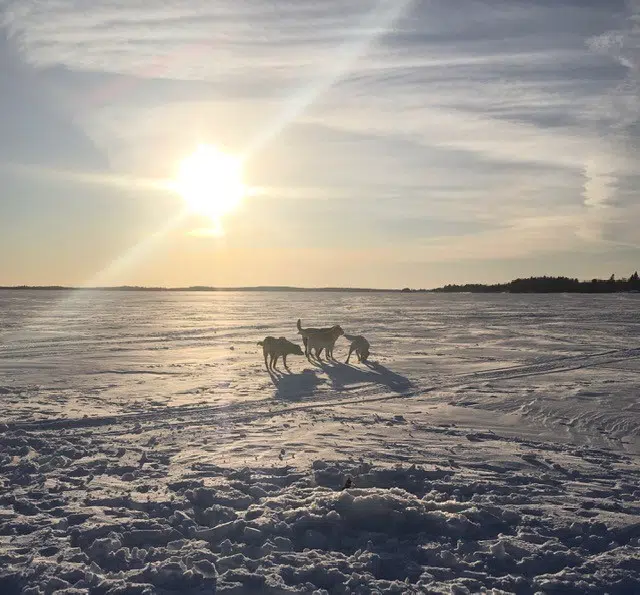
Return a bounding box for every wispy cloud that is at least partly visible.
[1,0,639,286]
[571,0,640,244]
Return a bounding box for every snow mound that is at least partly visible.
[1,423,639,595]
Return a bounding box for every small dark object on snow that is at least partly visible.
[341,477,352,490]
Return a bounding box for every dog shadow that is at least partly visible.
[319,359,413,393]
[269,368,325,400]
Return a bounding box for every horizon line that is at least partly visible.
[1,273,637,293]
[0,285,407,292]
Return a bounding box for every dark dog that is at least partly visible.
[344,333,370,363]
[296,319,344,360]
[258,336,304,371]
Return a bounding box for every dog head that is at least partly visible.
[360,347,370,361]
[332,325,344,338]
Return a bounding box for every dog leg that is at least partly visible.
[283,354,288,369]
[346,345,355,363]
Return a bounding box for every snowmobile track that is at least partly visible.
[8,346,640,433]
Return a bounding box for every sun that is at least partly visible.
[173,145,245,223]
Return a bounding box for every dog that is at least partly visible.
[258,336,303,371]
[295,319,328,352]
[296,319,343,360]
[296,319,344,360]
[344,333,370,363]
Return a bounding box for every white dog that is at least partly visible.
[344,334,370,363]
[296,319,344,360]
[258,336,304,371]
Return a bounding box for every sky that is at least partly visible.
[1,0,639,289]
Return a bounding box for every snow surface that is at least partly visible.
[0,290,639,594]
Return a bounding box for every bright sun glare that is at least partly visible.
[173,145,245,225]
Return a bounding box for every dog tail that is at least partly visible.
[296,319,302,333]
[257,341,264,346]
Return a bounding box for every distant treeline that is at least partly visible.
[3,273,640,294]
[427,272,640,294]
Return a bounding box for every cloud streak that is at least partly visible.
[1,0,639,286]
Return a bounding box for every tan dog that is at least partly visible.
[296,319,344,360]
[258,336,304,371]
[344,333,370,363]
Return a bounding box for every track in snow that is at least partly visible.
[9,346,639,435]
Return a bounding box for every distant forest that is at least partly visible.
[424,272,640,294]
[2,272,639,294]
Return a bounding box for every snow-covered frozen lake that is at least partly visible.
[2,290,638,451]
[1,290,639,593]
